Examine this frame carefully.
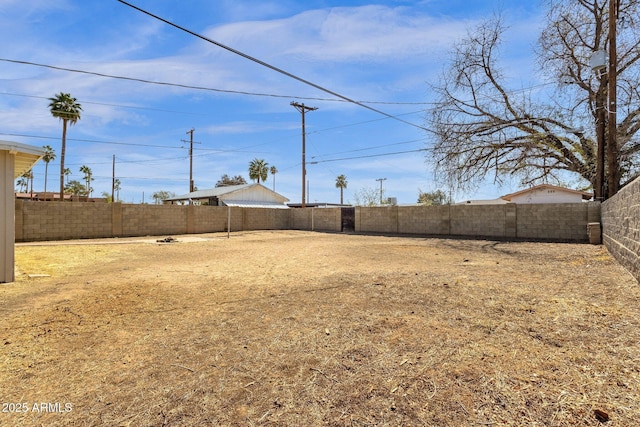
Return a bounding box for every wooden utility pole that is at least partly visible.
[376,178,387,204]
[291,102,318,208]
[607,0,619,197]
[596,90,606,201]
[111,154,115,203]
[185,129,196,193]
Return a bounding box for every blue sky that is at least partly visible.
[1,0,543,204]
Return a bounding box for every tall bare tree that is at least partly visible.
[428,1,640,199]
[216,174,247,187]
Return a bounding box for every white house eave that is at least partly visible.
[0,140,46,178]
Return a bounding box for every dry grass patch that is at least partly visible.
[1,231,639,426]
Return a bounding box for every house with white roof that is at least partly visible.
[163,183,289,208]
[459,184,593,205]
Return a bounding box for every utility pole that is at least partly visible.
[291,102,318,208]
[376,178,387,204]
[181,129,200,197]
[607,0,619,197]
[186,129,195,193]
[111,154,115,203]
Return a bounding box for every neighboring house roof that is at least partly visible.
[501,184,593,202]
[287,202,351,208]
[165,183,289,208]
[166,184,252,200]
[458,184,593,205]
[457,198,508,205]
[15,192,73,201]
[224,200,290,209]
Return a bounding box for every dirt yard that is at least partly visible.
[1,230,639,426]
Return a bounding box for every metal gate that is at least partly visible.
[341,207,355,232]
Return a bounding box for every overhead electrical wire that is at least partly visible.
[0,132,270,159]
[0,132,183,149]
[311,137,427,160]
[0,91,212,116]
[309,148,428,164]
[115,0,431,132]
[0,58,431,106]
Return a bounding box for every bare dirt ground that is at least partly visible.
[1,230,639,426]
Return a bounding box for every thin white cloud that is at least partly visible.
[205,5,471,63]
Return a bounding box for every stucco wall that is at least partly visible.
[602,177,640,283]
[16,200,598,243]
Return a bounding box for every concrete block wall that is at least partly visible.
[602,177,640,283]
[516,202,600,241]
[121,204,188,237]
[190,206,233,233]
[242,208,290,230]
[16,200,113,241]
[450,205,509,238]
[357,206,399,234]
[290,208,311,230]
[289,208,340,232]
[311,208,342,232]
[424,206,451,235]
[16,200,598,243]
[397,205,449,235]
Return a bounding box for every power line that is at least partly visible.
[0,132,183,149]
[311,137,426,160]
[1,91,211,116]
[308,109,428,135]
[115,0,430,132]
[309,148,428,164]
[1,62,567,109]
[0,58,431,106]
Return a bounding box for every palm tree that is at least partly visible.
[335,174,348,205]
[114,178,121,202]
[249,158,269,183]
[27,169,34,198]
[16,174,29,193]
[42,145,56,194]
[63,167,72,184]
[18,170,34,197]
[270,166,278,191]
[79,165,93,196]
[49,92,82,201]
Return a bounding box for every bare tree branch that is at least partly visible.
[427,1,640,194]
